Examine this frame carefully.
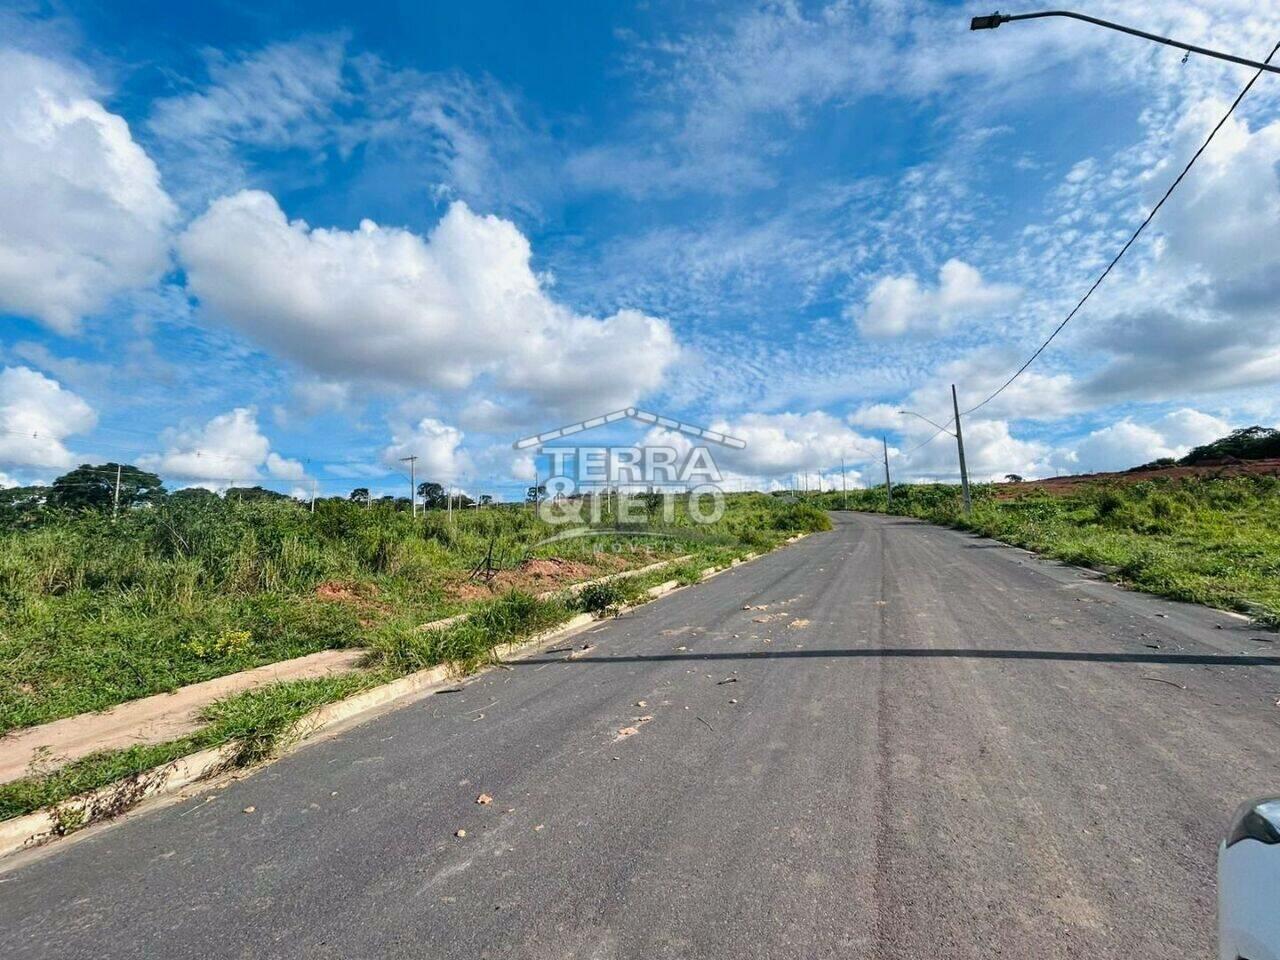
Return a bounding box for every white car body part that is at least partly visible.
[1220,797,1280,960]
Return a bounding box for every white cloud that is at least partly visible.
[1063,408,1230,474]
[856,259,1019,338]
[381,417,470,483]
[147,38,550,216]
[149,37,345,150]
[899,416,1052,483]
[266,451,307,481]
[143,407,298,486]
[703,411,881,477]
[179,191,679,415]
[146,36,347,203]
[0,49,176,333]
[0,365,96,469]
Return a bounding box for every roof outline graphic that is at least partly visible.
[513,407,746,451]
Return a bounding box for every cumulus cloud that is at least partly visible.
[856,259,1019,339]
[0,49,175,333]
[179,192,679,415]
[143,407,302,486]
[1061,408,1230,474]
[898,416,1052,483]
[382,417,471,483]
[703,411,881,476]
[1080,108,1280,403]
[0,365,96,470]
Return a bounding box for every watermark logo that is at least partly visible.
[513,407,745,535]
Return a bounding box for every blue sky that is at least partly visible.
[3,0,1280,499]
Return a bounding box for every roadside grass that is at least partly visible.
[1,493,827,735]
[0,673,379,822]
[817,476,1280,625]
[0,540,783,823]
[0,493,830,822]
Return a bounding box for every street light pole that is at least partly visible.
[400,455,418,517]
[951,384,972,517]
[970,10,1280,75]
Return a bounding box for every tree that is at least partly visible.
[478,494,494,507]
[525,484,545,504]
[1181,426,1280,465]
[349,487,370,504]
[1004,474,1024,483]
[417,481,447,509]
[0,485,50,526]
[224,485,289,502]
[170,486,218,502]
[48,463,165,511]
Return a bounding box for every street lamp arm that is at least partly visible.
[898,410,956,437]
[971,10,1280,76]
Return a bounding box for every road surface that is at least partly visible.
[4,512,1280,958]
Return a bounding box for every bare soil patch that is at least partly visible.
[448,553,638,601]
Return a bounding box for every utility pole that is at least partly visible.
[882,437,893,508]
[840,456,848,510]
[880,437,890,512]
[310,478,317,513]
[400,455,418,517]
[112,463,122,522]
[951,384,972,516]
[447,483,453,523]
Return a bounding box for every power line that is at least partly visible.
[956,38,1280,422]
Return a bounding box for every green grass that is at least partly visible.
[0,492,827,735]
[0,492,829,822]
[0,521,822,824]
[0,673,379,822]
[814,476,1280,624]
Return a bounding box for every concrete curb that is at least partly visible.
[0,613,602,861]
[0,534,808,862]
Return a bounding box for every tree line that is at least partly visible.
[0,463,513,519]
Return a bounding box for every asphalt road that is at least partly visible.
[4,512,1280,959]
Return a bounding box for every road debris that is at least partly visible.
[696,716,714,732]
[567,643,596,660]
[635,699,647,708]
[716,677,738,685]
[476,793,493,805]
[242,806,256,814]
[613,715,654,741]
[1142,677,1186,690]
[455,829,467,838]
[729,698,738,704]
[788,618,811,629]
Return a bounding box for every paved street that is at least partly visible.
[4,512,1279,959]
